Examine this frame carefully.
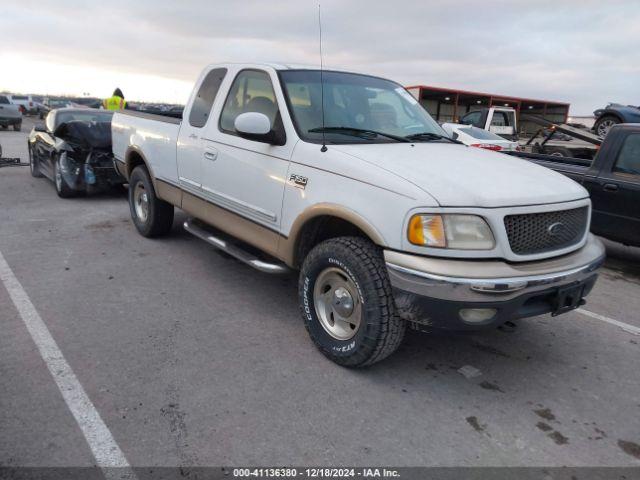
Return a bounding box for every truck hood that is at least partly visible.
[332,143,588,207]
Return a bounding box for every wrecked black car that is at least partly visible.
[28,108,125,197]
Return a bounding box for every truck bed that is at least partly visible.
[111,110,181,186]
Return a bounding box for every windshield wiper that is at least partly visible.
[405,132,463,144]
[309,126,411,143]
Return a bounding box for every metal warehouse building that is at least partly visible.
[406,85,570,134]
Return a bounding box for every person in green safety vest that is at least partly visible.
[103,88,127,110]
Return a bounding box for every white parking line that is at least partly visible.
[0,250,137,478]
[577,308,640,336]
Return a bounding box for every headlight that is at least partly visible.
[408,214,495,249]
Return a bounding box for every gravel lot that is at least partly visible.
[1,117,639,469]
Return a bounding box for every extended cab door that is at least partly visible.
[589,131,640,245]
[200,68,295,248]
[176,68,227,189]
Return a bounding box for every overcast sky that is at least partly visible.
[1,0,638,114]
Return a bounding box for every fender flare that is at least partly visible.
[281,203,388,267]
[123,145,157,183]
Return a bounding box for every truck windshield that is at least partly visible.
[279,70,446,144]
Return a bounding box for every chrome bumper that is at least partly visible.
[385,235,605,304]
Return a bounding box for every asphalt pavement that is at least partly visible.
[1,117,639,469]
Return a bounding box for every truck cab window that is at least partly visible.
[189,68,227,128]
[220,70,281,134]
[462,111,482,127]
[0,96,9,104]
[614,134,640,176]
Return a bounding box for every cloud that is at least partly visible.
[1,0,638,112]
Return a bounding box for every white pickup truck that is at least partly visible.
[112,63,605,367]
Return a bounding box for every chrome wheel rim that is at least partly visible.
[313,267,362,340]
[597,120,616,137]
[133,183,149,223]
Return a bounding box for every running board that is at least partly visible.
[183,219,290,274]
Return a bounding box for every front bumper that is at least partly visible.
[385,234,605,330]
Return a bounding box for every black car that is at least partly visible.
[27,108,125,197]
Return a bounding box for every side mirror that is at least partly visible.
[34,124,47,132]
[234,112,277,144]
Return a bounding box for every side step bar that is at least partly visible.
[183,219,290,274]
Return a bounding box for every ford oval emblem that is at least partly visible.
[547,222,566,236]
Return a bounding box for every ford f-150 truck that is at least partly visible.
[112,63,605,367]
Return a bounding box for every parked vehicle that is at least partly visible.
[39,98,74,119]
[593,103,640,138]
[441,123,519,151]
[458,107,518,140]
[0,95,22,131]
[8,94,38,115]
[510,123,640,247]
[111,63,604,366]
[28,108,124,197]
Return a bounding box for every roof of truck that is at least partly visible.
[206,62,358,74]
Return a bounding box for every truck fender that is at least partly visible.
[281,203,387,267]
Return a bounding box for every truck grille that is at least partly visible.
[504,207,589,255]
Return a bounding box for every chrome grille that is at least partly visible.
[504,207,589,255]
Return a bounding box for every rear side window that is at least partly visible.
[188,68,227,128]
[614,134,640,176]
[0,96,9,104]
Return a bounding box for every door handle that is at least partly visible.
[204,151,217,161]
[603,183,618,192]
[189,133,198,139]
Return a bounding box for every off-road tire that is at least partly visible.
[128,165,174,237]
[299,236,405,367]
[54,156,76,198]
[28,144,43,178]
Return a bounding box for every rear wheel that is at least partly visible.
[594,115,620,138]
[128,166,174,237]
[54,155,76,198]
[299,237,405,367]
[13,122,21,132]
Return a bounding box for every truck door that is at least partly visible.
[201,68,293,248]
[589,131,640,245]
[176,68,227,189]
[486,108,517,139]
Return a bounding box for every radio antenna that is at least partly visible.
[318,3,327,152]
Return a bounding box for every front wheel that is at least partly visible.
[128,166,174,237]
[299,237,405,367]
[28,144,44,178]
